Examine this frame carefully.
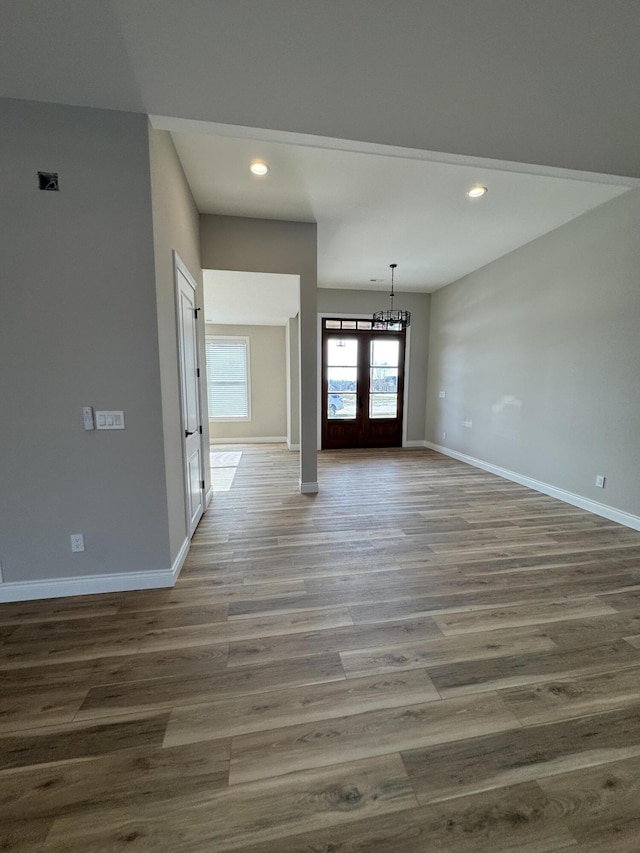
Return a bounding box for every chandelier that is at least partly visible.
[372,264,411,330]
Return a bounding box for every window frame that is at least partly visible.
[205,335,252,422]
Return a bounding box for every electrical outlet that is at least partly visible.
[70,534,85,552]
[439,390,446,398]
[595,475,605,488]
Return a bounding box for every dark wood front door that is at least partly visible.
[322,319,405,449]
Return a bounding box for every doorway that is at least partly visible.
[321,318,405,449]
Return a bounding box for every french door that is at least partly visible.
[322,318,405,449]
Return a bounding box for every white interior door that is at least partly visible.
[175,253,204,536]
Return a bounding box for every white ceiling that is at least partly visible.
[203,271,299,326]
[174,127,630,293]
[2,2,638,305]
[2,2,639,178]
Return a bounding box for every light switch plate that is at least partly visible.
[95,410,125,430]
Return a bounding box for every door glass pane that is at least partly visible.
[327,338,358,366]
[325,319,341,329]
[326,337,358,421]
[370,393,398,419]
[328,393,356,419]
[370,367,398,392]
[328,366,357,392]
[371,339,399,367]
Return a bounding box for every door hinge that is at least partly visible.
[200,479,205,490]
[196,367,200,378]
[199,424,203,434]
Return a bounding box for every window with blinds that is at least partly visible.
[205,336,251,420]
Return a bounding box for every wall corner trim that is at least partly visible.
[0,539,190,603]
[425,442,640,532]
[300,480,319,494]
[287,443,301,451]
[403,440,428,448]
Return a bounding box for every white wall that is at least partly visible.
[317,288,431,444]
[0,99,171,586]
[426,189,640,519]
[149,128,209,563]
[206,324,287,440]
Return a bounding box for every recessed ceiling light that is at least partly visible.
[250,160,269,176]
[467,185,487,198]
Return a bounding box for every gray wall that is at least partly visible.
[426,188,640,517]
[206,323,287,440]
[201,215,317,488]
[318,288,431,444]
[286,316,300,448]
[149,127,209,562]
[0,98,171,582]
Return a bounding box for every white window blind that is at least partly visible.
[206,337,251,420]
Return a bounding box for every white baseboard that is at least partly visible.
[210,436,287,445]
[204,486,214,509]
[287,442,300,451]
[403,440,428,448]
[300,480,319,494]
[170,536,190,583]
[425,442,640,532]
[0,538,190,603]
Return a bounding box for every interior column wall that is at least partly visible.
[149,127,209,563]
[200,215,317,490]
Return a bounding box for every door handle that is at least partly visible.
[185,429,196,437]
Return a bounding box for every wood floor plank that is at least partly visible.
[401,705,640,804]
[340,626,558,678]
[520,609,640,650]
[0,642,229,690]
[164,668,439,745]
[228,691,521,785]
[75,653,346,720]
[432,597,617,635]
[234,781,577,853]
[0,594,126,626]
[0,740,229,822]
[0,684,89,734]
[537,753,640,848]
[498,664,640,725]
[40,754,416,852]
[428,639,640,697]
[136,605,353,653]
[227,615,443,668]
[0,713,170,772]
[0,818,55,853]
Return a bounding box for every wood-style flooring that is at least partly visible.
[2,445,640,851]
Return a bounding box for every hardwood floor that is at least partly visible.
[2,445,640,851]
